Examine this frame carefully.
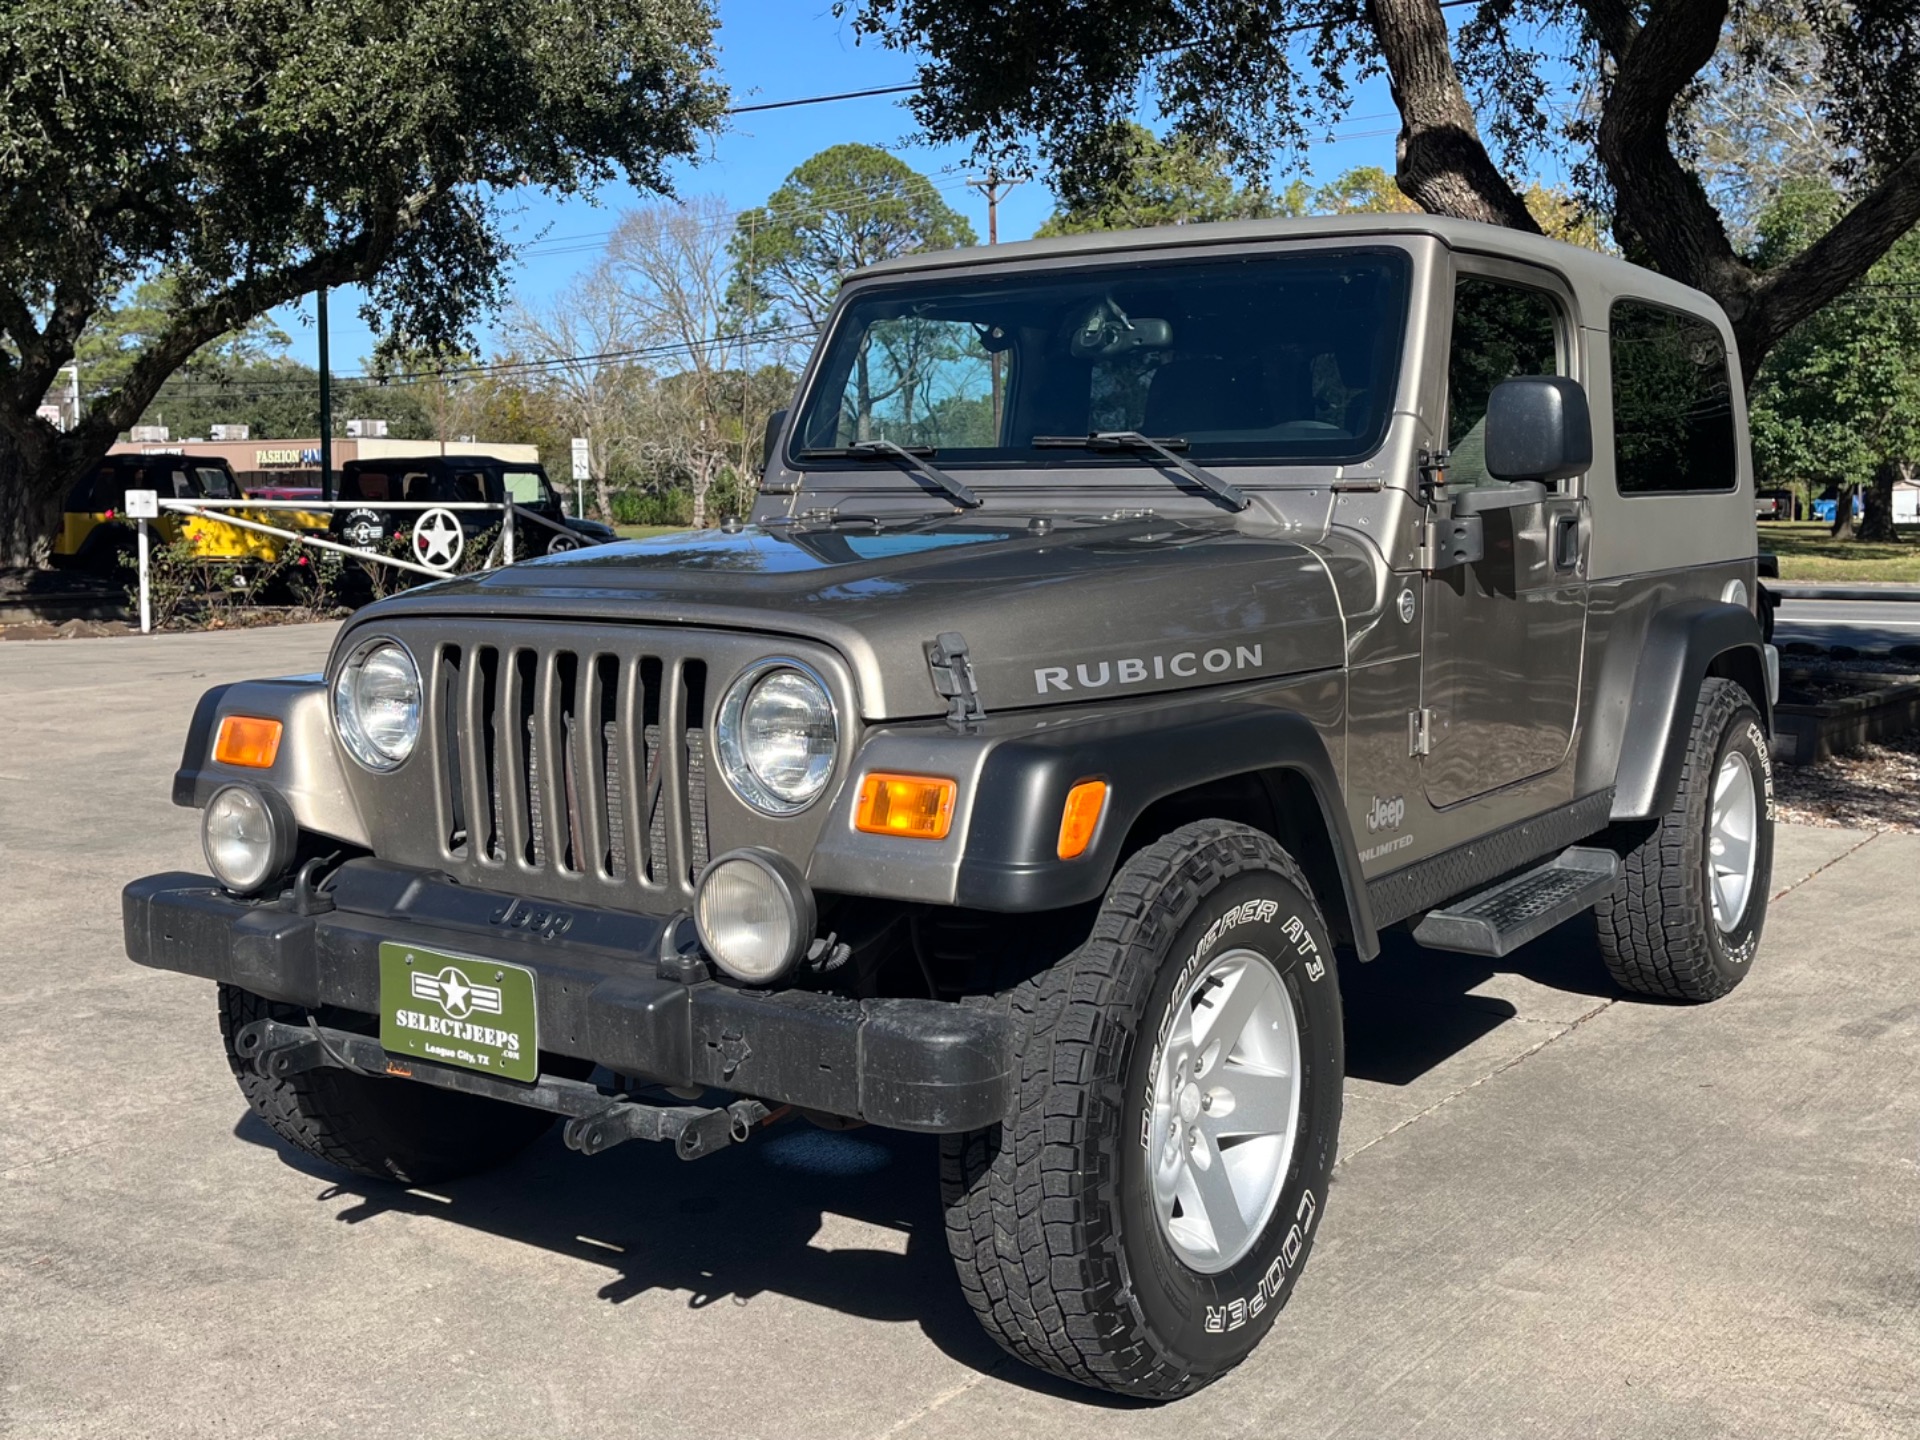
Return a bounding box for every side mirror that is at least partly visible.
[759,408,788,475]
[1484,376,1592,484]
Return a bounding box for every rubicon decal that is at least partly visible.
[1035,644,1264,694]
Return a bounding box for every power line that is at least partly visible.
[728,84,918,116]
[146,321,824,397]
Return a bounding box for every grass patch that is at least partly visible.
[613,525,688,541]
[1758,522,1920,583]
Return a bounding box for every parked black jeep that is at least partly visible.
[330,456,614,570]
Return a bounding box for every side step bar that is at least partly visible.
[1411,846,1622,957]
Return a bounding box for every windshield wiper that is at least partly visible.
[1032,431,1250,512]
[799,440,983,510]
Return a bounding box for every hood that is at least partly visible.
[357,512,1349,719]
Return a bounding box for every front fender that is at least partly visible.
[173,676,370,847]
[808,674,1377,958]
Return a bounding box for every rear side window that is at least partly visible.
[1610,300,1737,494]
[341,470,391,501]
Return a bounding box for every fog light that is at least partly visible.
[201,783,297,896]
[694,849,817,986]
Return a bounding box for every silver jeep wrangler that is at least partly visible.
[127,215,1775,1399]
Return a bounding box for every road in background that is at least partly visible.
[2,629,1917,1440]
[1772,597,1920,651]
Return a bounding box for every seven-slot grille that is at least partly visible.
[424,640,710,899]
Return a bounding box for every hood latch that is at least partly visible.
[925,631,986,731]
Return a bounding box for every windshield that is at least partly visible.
[193,465,238,499]
[792,248,1411,470]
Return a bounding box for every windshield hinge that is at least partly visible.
[925,631,986,732]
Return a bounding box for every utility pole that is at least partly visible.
[742,211,756,483]
[317,287,334,500]
[966,168,1025,434]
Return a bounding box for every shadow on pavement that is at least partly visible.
[233,1108,1152,1407]
[226,912,1619,1402]
[1340,915,1617,1085]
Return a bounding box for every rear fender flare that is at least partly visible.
[1610,600,1767,822]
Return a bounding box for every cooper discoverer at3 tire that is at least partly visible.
[940,820,1344,1399]
[1595,677,1774,1003]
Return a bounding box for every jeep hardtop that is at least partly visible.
[126,214,1775,1399]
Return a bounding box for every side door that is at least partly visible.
[1419,261,1590,809]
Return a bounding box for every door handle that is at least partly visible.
[1552,513,1581,571]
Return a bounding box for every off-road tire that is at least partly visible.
[219,984,553,1183]
[940,821,1344,1399]
[1595,678,1774,1002]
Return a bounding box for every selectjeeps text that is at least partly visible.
[127,214,1777,1399]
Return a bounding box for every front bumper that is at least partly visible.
[123,861,1011,1133]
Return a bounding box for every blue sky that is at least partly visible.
[279,0,1406,373]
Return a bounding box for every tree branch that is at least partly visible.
[60,235,390,462]
[1364,0,1540,230]
[1579,0,1642,58]
[1742,146,1920,360]
[1595,1,1760,340]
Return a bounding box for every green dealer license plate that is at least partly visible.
[379,942,539,1083]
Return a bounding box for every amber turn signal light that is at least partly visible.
[1057,779,1108,859]
[854,772,957,840]
[214,715,283,769]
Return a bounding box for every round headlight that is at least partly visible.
[333,638,421,771]
[694,849,817,985]
[715,661,837,814]
[202,783,296,895]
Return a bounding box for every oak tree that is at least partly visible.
[0,0,722,564]
[845,0,1920,380]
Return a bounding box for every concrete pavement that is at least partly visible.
[2,627,1916,1439]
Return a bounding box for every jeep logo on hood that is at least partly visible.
[1036,645,1265,694]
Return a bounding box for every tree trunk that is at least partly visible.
[0,429,65,569]
[1365,0,1542,231]
[1830,484,1857,541]
[1859,461,1900,543]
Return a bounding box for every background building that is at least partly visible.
[107,435,540,493]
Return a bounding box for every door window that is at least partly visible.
[1446,276,1563,488]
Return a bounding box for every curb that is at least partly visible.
[0,595,131,625]
[1764,583,1920,602]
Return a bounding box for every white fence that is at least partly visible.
[121,488,589,633]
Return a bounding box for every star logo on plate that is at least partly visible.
[410,964,503,1021]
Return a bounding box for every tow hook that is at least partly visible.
[564,1098,779,1161]
[234,1017,788,1162]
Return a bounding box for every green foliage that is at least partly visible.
[1036,124,1299,236]
[729,144,976,330]
[1309,167,1421,216]
[1,0,724,560]
[1748,186,1920,496]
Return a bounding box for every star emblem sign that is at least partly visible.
[412,508,465,571]
[435,967,474,1019]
